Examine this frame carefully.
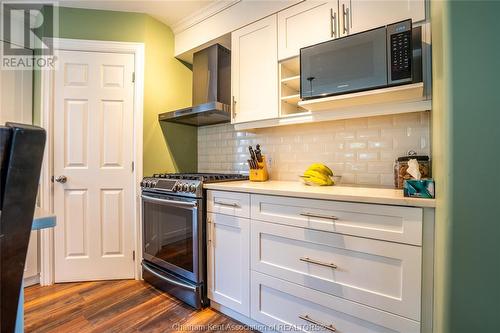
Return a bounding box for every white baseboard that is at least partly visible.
[24,274,40,287]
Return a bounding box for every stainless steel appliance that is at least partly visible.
[300,19,422,100]
[140,173,247,309]
[158,44,231,126]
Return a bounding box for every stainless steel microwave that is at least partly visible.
[300,19,422,100]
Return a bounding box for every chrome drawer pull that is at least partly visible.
[214,200,240,208]
[300,212,338,220]
[299,314,336,332]
[300,257,338,269]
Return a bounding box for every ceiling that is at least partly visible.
[56,0,217,30]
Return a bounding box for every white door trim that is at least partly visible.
[39,38,145,285]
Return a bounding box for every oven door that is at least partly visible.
[300,26,388,99]
[141,192,202,282]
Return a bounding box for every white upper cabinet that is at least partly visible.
[277,1,338,60]
[231,15,279,124]
[276,0,426,60]
[342,0,426,35]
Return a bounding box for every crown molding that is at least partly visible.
[171,0,241,35]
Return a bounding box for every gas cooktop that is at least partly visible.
[151,173,248,182]
[141,173,248,198]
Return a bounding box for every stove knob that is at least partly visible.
[182,183,189,192]
[189,184,196,193]
[140,181,144,187]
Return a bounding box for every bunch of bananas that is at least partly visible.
[300,163,335,186]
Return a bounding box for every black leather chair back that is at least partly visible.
[0,123,46,333]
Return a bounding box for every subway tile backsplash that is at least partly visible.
[198,112,430,187]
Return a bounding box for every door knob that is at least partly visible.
[55,175,67,183]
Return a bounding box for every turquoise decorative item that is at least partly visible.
[404,179,435,198]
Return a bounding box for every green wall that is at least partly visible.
[35,7,197,175]
[432,1,500,332]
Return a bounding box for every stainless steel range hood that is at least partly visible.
[159,44,231,126]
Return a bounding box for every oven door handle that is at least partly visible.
[142,262,196,291]
[141,194,197,209]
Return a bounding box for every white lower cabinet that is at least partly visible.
[207,212,250,316]
[251,220,422,321]
[250,271,420,333]
[206,190,425,332]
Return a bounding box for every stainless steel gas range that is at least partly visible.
[140,173,247,309]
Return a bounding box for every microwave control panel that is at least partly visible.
[387,19,413,84]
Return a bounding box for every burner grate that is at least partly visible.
[151,173,248,182]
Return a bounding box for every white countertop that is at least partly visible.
[204,180,436,208]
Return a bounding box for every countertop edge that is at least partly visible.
[203,182,436,208]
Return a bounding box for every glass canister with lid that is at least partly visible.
[394,151,431,189]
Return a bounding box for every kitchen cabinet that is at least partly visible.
[206,188,434,332]
[277,1,338,61]
[341,0,426,35]
[207,212,250,316]
[251,271,420,333]
[231,15,279,124]
[207,191,250,218]
[251,220,422,320]
[277,0,426,60]
[251,194,423,245]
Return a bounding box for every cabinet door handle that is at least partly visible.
[330,8,336,38]
[207,218,212,244]
[232,95,237,120]
[342,4,349,35]
[300,257,338,269]
[299,315,336,332]
[300,212,338,220]
[214,200,240,208]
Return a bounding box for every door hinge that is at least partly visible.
[132,72,135,83]
[132,250,135,261]
[131,161,134,172]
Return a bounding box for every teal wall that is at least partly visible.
[35,7,197,175]
[432,1,500,331]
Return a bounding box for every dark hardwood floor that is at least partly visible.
[24,280,254,333]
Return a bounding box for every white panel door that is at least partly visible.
[207,213,250,316]
[231,15,279,124]
[278,1,338,60]
[53,50,135,282]
[342,0,426,35]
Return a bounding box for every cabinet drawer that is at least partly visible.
[251,271,420,333]
[251,220,421,320]
[207,191,250,218]
[251,194,423,245]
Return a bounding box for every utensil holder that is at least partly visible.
[249,156,269,182]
